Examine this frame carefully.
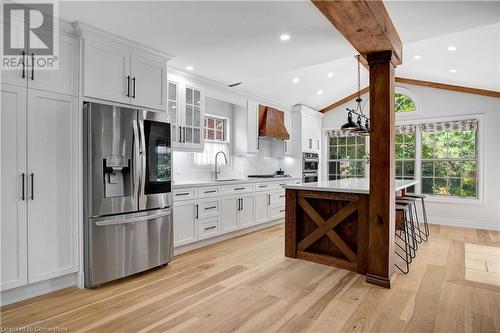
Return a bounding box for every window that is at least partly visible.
[395,125,416,193]
[327,134,367,180]
[395,93,416,113]
[204,116,226,141]
[420,120,478,198]
[194,115,230,166]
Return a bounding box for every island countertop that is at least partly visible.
[284,178,418,194]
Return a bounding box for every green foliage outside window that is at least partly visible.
[395,93,416,113]
[395,133,416,193]
[328,136,367,180]
[421,130,477,198]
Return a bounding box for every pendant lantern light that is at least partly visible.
[341,55,370,135]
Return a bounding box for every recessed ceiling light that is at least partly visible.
[447,46,457,51]
[280,34,290,41]
[327,72,334,78]
[292,77,300,84]
[317,90,323,95]
[413,55,422,60]
[185,65,194,71]
[449,69,457,73]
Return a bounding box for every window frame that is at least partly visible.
[397,114,484,205]
[326,134,369,181]
[203,114,229,143]
[395,87,421,118]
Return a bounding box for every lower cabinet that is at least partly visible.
[198,217,220,240]
[220,196,239,233]
[238,194,255,229]
[255,192,270,225]
[173,200,197,246]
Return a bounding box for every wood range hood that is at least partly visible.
[258,105,290,140]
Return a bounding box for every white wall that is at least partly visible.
[322,84,500,231]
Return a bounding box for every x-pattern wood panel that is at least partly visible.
[297,197,359,264]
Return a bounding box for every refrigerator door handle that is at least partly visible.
[93,209,172,227]
[132,121,141,199]
[138,117,147,201]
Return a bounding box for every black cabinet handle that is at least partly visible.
[204,206,217,210]
[280,195,285,198]
[280,209,285,213]
[268,194,270,205]
[132,77,136,98]
[195,204,199,219]
[21,51,25,79]
[258,185,267,188]
[183,127,186,143]
[235,187,245,190]
[204,190,217,194]
[126,76,130,97]
[175,192,190,196]
[31,53,34,80]
[204,226,216,231]
[241,198,244,211]
[284,141,287,152]
[21,173,25,200]
[30,173,34,200]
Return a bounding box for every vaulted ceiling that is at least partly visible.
[59,1,500,110]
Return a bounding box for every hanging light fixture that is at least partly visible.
[341,55,370,135]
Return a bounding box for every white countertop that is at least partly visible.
[284,178,418,194]
[173,177,301,188]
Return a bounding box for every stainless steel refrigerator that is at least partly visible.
[83,102,173,287]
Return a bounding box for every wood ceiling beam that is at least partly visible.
[320,77,500,113]
[312,0,403,65]
[395,77,500,98]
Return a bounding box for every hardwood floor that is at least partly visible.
[1,223,499,333]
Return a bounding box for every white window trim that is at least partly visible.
[322,113,484,205]
[192,114,233,170]
[395,86,422,118]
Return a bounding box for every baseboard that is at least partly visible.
[429,216,500,231]
[174,219,284,256]
[0,273,77,306]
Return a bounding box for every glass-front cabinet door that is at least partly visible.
[167,81,178,143]
[169,81,204,152]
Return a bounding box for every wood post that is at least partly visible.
[366,50,397,288]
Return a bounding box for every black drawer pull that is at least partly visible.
[204,190,217,193]
[204,206,217,210]
[235,187,245,190]
[280,209,285,213]
[280,195,285,198]
[258,185,267,188]
[176,192,190,196]
[279,184,286,186]
[204,226,217,231]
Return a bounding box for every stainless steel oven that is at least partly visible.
[302,152,319,183]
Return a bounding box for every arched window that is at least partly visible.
[395,93,416,113]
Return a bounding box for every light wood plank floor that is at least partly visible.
[1,223,500,333]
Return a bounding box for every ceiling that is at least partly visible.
[59,1,500,110]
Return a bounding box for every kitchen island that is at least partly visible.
[284,178,418,279]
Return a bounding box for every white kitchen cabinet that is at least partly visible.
[292,104,323,155]
[239,194,255,229]
[83,39,131,105]
[234,101,259,156]
[2,31,78,97]
[168,81,180,144]
[284,112,293,156]
[27,90,78,283]
[130,54,167,110]
[221,196,239,233]
[29,34,79,96]
[80,24,170,111]
[1,84,28,291]
[255,192,269,225]
[171,82,204,152]
[0,84,78,290]
[173,200,198,246]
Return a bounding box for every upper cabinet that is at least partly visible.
[1,28,78,97]
[292,104,324,155]
[234,101,259,156]
[78,23,170,111]
[169,81,205,152]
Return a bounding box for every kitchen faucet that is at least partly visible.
[214,151,228,180]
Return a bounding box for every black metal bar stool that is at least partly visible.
[396,196,425,244]
[404,193,430,240]
[395,204,411,274]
